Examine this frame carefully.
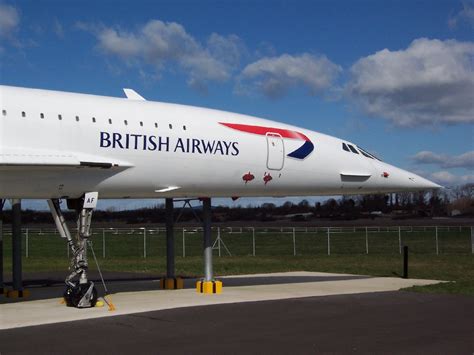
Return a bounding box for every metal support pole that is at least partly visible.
[25,228,29,258]
[102,229,105,258]
[252,227,255,256]
[202,198,213,281]
[217,227,221,257]
[165,198,175,278]
[365,227,369,254]
[403,246,409,279]
[435,226,439,255]
[327,227,331,255]
[182,228,186,258]
[398,226,402,254]
[0,199,4,294]
[292,227,296,256]
[143,228,147,258]
[12,199,22,291]
[471,227,474,255]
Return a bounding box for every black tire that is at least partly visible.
[63,282,98,308]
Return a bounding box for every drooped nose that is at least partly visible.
[375,162,442,192]
[405,173,442,190]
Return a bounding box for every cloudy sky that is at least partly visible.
[0,0,473,210]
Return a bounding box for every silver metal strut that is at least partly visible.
[48,195,96,287]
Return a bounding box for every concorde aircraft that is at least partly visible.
[0,85,440,307]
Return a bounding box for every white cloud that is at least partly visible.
[53,18,64,39]
[412,150,474,169]
[79,20,243,90]
[429,171,474,186]
[347,38,474,127]
[0,3,19,38]
[238,53,341,99]
[448,1,474,28]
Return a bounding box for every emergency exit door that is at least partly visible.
[266,133,284,170]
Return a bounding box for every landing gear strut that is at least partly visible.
[48,192,99,308]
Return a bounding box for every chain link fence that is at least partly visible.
[1,225,473,259]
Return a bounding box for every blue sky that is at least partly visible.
[0,0,473,210]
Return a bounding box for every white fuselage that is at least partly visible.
[0,85,439,200]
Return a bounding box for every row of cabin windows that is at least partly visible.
[1,109,186,130]
[342,142,381,161]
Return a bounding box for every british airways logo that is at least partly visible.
[100,132,240,156]
[219,123,314,160]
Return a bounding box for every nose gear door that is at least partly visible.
[266,133,284,170]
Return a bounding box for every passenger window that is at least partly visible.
[348,145,359,154]
[58,114,62,120]
[342,143,349,152]
[40,113,44,119]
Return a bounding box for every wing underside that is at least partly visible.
[0,148,131,170]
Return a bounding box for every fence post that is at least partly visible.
[292,227,296,256]
[327,227,331,256]
[25,228,29,258]
[218,227,221,257]
[471,227,474,254]
[365,226,369,254]
[182,228,186,258]
[252,227,255,257]
[142,228,147,258]
[435,226,439,255]
[102,228,106,258]
[398,226,402,254]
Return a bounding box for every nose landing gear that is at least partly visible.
[48,192,99,308]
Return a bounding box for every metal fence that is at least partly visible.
[1,225,473,258]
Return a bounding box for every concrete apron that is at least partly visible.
[0,271,443,330]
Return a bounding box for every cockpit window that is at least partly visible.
[359,149,373,159]
[342,143,350,152]
[357,146,382,161]
[347,144,359,154]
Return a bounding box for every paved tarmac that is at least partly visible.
[0,272,442,329]
[1,291,473,354]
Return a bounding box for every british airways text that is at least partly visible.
[100,132,239,156]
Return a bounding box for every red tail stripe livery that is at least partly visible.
[219,122,314,160]
[219,122,310,141]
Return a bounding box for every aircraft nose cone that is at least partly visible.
[407,174,442,190]
[375,162,442,192]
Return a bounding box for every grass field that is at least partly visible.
[2,226,473,295]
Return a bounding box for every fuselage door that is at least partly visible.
[266,133,284,170]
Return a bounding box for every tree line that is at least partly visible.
[0,184,472,224]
